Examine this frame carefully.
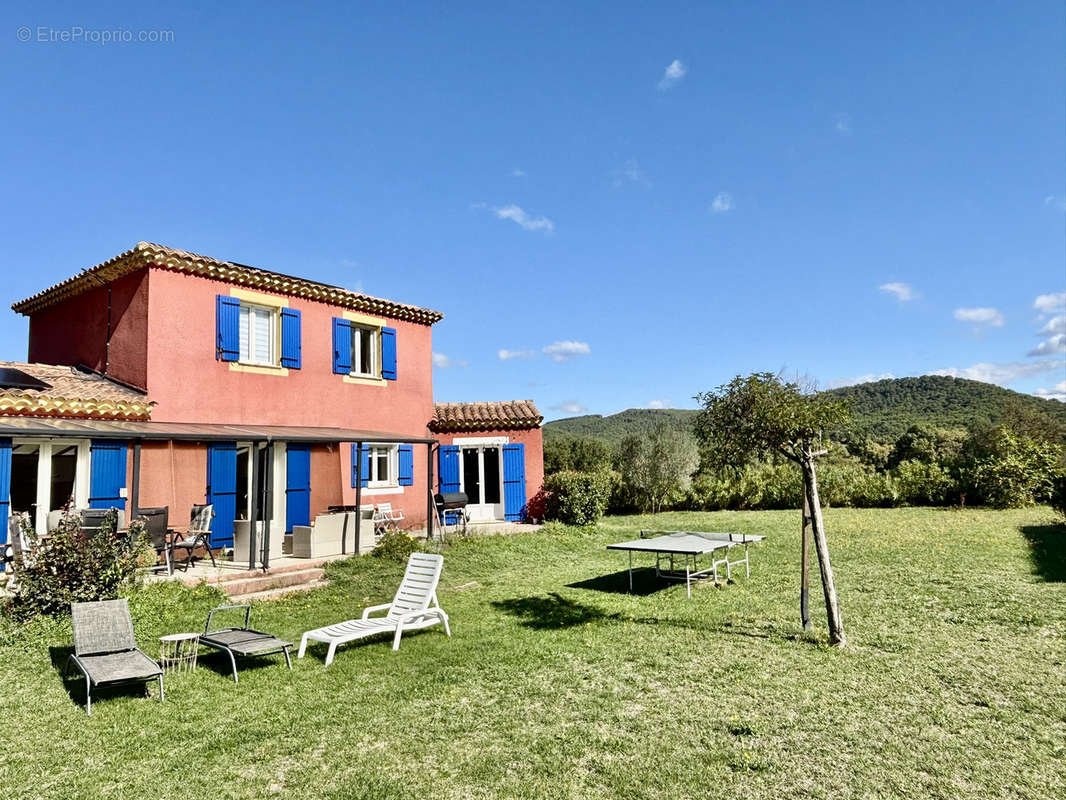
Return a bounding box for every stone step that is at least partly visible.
[228,579,330,604]
[215,567,326,598]
[176,556,340,587]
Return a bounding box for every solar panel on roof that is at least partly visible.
[0,367,50,391]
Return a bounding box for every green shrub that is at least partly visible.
[9,509,152,620]
[893,459,955,506]
[969,429,1061,508]
[543,470,614,526]
[372,530,421,561]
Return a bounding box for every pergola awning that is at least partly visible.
[0,416,437,444]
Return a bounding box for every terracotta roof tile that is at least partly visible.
[430,400,542,432]
[0,362,153,421]
[12,242,444,325]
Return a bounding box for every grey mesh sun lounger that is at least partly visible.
[66,598,164,715]
[199,605,293,683]
[607,530,766,597]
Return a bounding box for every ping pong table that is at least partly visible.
[607,530,766,598]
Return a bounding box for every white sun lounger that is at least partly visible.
[298,552,450,665]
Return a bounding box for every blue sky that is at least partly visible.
[2,1,1064,419]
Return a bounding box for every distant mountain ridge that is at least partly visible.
[543,376,1066,444]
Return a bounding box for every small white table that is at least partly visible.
[159,633,200,673]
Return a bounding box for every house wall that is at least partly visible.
[142,267,435,433]
[27,269,150,390]
[436,425,544,515]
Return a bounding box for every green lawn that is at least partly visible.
[1,507,1064,799]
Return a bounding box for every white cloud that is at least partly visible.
[543,341,590,363]
[1044,195,1066,213]
[658,59,687,90]
[551,401,588,414]
[928,359,1063,386]
[497,348,535,361]
[432,352,467,368]
[1034,381,1066,402]
[833,112,853,136]
[1034,292,1066,314]
[879,282,916,302]
[647,400,671,409]
[709,192,734,214]
[612,158,651,189]
[1040,315,1066,336]
[511,168,526,178]
[493,204,554,234]
[1028,334,1066,356]
[953,307,1005,327]
[825,372,896,390]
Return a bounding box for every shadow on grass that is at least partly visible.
[1021,525,1066,582]
[565,567,671,596]
[197,649,293,681]
[491,593,624,629]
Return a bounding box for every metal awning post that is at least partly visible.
[248,443,259,571]
[426,443,435,540]
[353,442,362,549]
[130,439,142,517]
[262,442,273,571]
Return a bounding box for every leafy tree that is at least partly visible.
[695,373,850,646]
[617,425,699,513]
[968,428,1062,508]
[888,424,967,469]
[543,435,613,475]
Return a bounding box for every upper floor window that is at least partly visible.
[351,324,379,377]
[239,303,276,365]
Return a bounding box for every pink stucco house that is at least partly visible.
[0,242,543,565]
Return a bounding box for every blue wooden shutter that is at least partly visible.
[381,326,397,380]
[502,443,527,522]
[285,444,311,532]
[89,441,128,510]
[280,308,302,369]
[350,444,370,488]
[216,295,240,362]
[438,445,460,494]
[398,444,413,486]
[0,439,10,566]
[333,318,352,374]
[206,443,238,548]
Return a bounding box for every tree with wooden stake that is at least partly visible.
[694,373,850,647]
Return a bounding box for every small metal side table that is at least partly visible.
[159,632,200,673]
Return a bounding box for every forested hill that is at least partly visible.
[543,376,1066,444]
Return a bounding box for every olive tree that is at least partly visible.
[695,373,850,646]
[617,425,699,514]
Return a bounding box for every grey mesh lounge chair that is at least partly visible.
[66,598,164,716]
[170,504,216,571]
[199,605,293,683]
[138,506,172,575]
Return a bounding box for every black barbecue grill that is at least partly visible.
[434,492,469,534]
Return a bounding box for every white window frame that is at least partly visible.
[238,301,278,366]
[366,444,398,488]
[350,323,380,378]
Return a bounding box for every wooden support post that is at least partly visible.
[801,492,812,631]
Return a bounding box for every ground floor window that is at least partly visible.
[367,445,397,487]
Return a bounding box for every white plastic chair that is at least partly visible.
[298,552,450,665]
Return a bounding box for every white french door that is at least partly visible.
[459,445,504,521]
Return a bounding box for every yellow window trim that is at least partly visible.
[342,310,384,327]
[230,362,290,377]
[343,374,386,387]
[230,287,289,308]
